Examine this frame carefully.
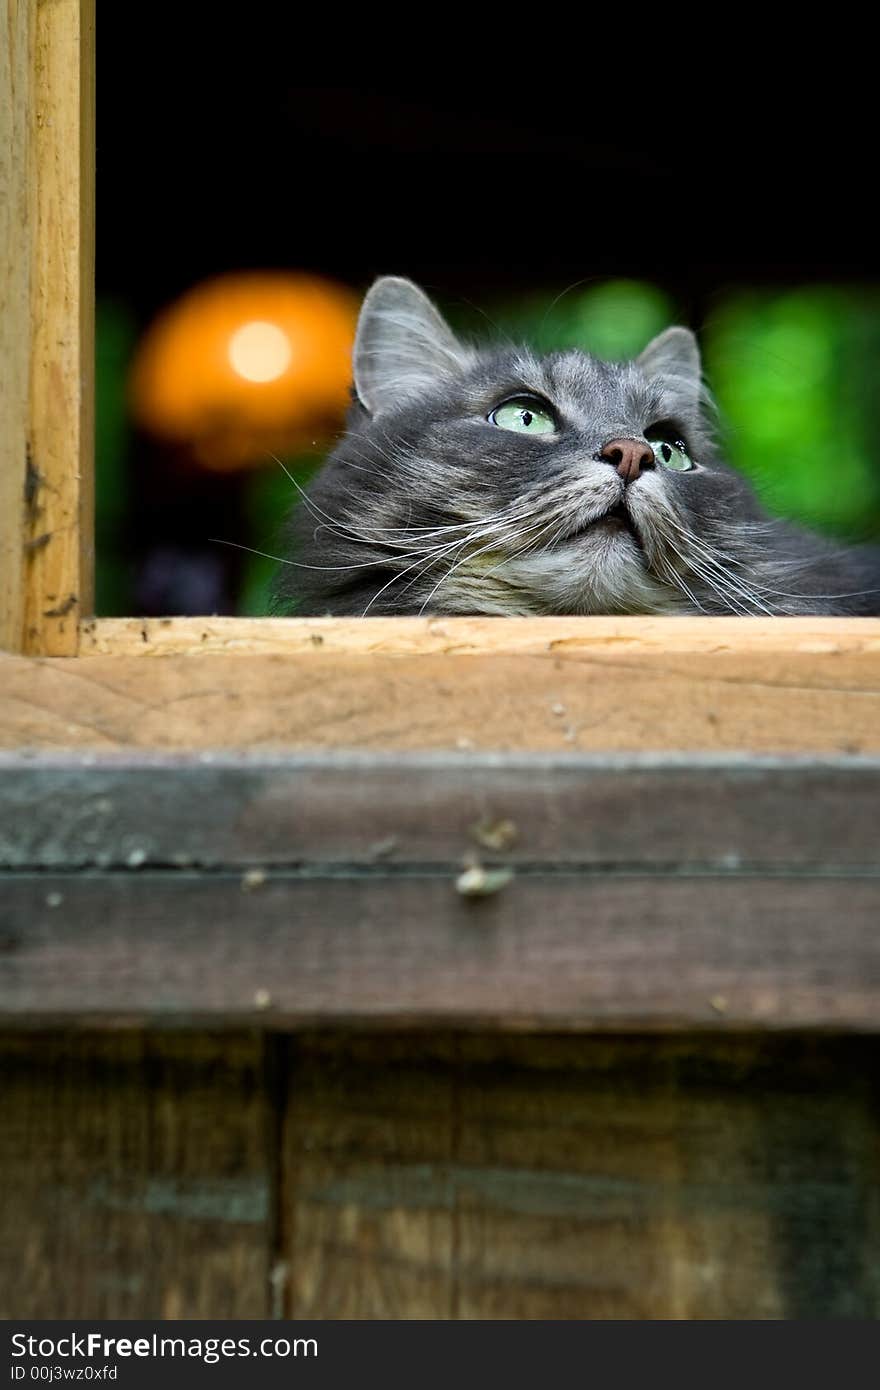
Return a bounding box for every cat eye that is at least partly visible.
[489,397,557,436]
[647,437,696,472]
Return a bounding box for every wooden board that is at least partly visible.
[0,0,94,656]
[78,614,880,657]
[2,753,879,1032]
[0,1032,272,1318]
[4,1030,879,1319]
[0,0,32,654]
[4,870,880,1031]
[2,751,878,870]
[281,1033,880,1319]
[6,614,880,753]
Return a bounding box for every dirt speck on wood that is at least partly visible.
[241,868,267,893]
[471,817,518,852]
[456,864,514,897]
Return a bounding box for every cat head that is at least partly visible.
[274,276,775,616]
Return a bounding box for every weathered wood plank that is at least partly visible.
[0,0,34,653]
[5,1030,876,1319]
[3,871,880,1030]
[24,0,95,652]
[2,752,880,871]
[0,0,95,655]
[281,1034,880,1319]
[79,614,880,657]
[283,1035,458,1317]
[4,753,877,1031]
[3,639,880,752]
[0,1032,272,1317]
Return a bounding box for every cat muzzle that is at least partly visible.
[599,438,656,485]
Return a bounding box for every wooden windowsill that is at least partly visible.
[1,613,878,755]
[78,613,880,657]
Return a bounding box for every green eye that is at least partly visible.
[490,398,557,435]
[648,438,695,471]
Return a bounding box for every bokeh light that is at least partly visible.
[228,320,293,383]
[129,272,358,470]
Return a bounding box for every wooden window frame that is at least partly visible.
[0,2,878,755]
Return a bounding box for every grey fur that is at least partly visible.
[272,277,880,617]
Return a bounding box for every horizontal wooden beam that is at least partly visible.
[5,615,880,752]
[81,614,880,657]
[2,752,879,1031]
[4,871,879,1032]
[2,751,878,870]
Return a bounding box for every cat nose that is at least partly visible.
[599,438,655,484]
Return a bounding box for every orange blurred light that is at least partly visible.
[129,272,358,469]
[228,320,293,383]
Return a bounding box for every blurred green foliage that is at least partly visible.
[237,458,319,615]
[453,278,675,361]
[704,289,880,539]
[95,283,880,616]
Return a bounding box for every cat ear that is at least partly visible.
[353,277,468,414]
[637,326,702,392]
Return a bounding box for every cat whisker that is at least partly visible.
[699,522,880,602]
[667,545,752,614]
[362,537,480,616]
[663,518,782,615]
[415,517,550,615]
[649,544,709,613]
[209,537,471,577]
[358,514,531,617]
[659,527,761,615]
[679,550,775,615]
[279,450,539,557]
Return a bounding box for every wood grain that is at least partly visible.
[0,1032,271,1317]
[4,637,880,752]
[0,0,34,653]
[25,0,95,652]
[3,871,880,1031]
[5,1031,877,1318]
[81,613,880,657]
[281,1034,880,1319]
[0,0,94,656]
[3,752,878,1032]
[283,1035,458,1317]
[2,752,879,871]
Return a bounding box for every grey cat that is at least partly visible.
[271,277,880,617]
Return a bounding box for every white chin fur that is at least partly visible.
[431,472,690,616]
[495,530,682,615]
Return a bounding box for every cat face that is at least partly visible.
[272,277,862,617]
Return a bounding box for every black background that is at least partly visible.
[97,23,873,320]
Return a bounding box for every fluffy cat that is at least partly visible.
[271,277,880,617]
